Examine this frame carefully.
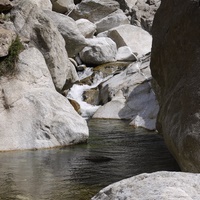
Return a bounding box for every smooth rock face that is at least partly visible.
[115,46,137,61]
[45,10,87,57]
[69,0,120,22]
[51,0,75,14]
[150,0,200,172]
[93,55,159,130]
[0,48,88,151]
[79,37,117,65]
[11,0,78,91]
[98,24,152,58]
[95,9,130,34]
[92,171,200,200]
[76,18,96,38]
[0,28,16,57]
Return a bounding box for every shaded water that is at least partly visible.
[0,119,180,200]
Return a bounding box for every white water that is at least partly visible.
[68,69,110,118]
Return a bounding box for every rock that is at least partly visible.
[79,37,117,65]
[93,90,126,119]
[0,0,13,12]
[69,0,120,23]
[51,0,75,14]
[28,0,52,10]
[11,0,78,91]
[93,54,159,130]
[68,98,81,114]
[92,171,200,200]
[0,28,16,57]
[95,9,130,34]
[76,18,96,38]
[44,10,87,57]
[131,0,160,33]
[98,24,152,58]
[150,0,200,172]
[114,0,137,11]
[0,47,88,151]
[83,88,99,105]
[115,46,137,61]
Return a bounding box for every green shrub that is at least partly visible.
[0,36,24,76]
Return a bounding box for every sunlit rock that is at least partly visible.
[0,47,88,151]
[92,171,200,200]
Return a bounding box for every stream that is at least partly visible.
[0,119,180,200]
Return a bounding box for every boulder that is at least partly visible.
[0,0,13,12]
[0,28,16,57]
[114,0,137,11]
[98,24,152,58]
[79,37,117,65]
[0,47,88,151]
[115,46,137,61]
[150,0,200,172]
[93,54,159,130]
[92,171,200,200]
[76,18,96,38]
[28,0,52,10]
[51,0,75,14]
[11,0,78,91]
[95,9,130,34]
[131,0,160,33]
[69,0,120,23]
[44,10,87,57]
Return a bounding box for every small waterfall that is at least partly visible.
[68,68,109,119]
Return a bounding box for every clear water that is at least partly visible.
[0,119,180,200]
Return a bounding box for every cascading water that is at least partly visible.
[67,68,111,118]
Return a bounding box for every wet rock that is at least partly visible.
[115,46,137,62]
[68,98,81,114]
[83,88,99,105]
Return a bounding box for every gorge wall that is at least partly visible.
[151,0,200,172]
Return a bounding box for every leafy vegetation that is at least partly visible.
[0,36,24,76]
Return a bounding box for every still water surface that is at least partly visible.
[0,119,180,200]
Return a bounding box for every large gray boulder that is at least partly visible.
[93,55,159,130]
[44,10,87,57]
[79,37,117,65]
[69,0,120,22]
[95,9,130,34]
[98,24,152,59]
[0,47,88,151]
[150,0,200,172]
[11,0,78,91]
[92,171,200,200]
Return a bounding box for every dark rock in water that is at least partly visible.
[85,155,113,162]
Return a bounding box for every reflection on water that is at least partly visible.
[0,119,180,200]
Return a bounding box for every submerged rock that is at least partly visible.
[92,171,200,200]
